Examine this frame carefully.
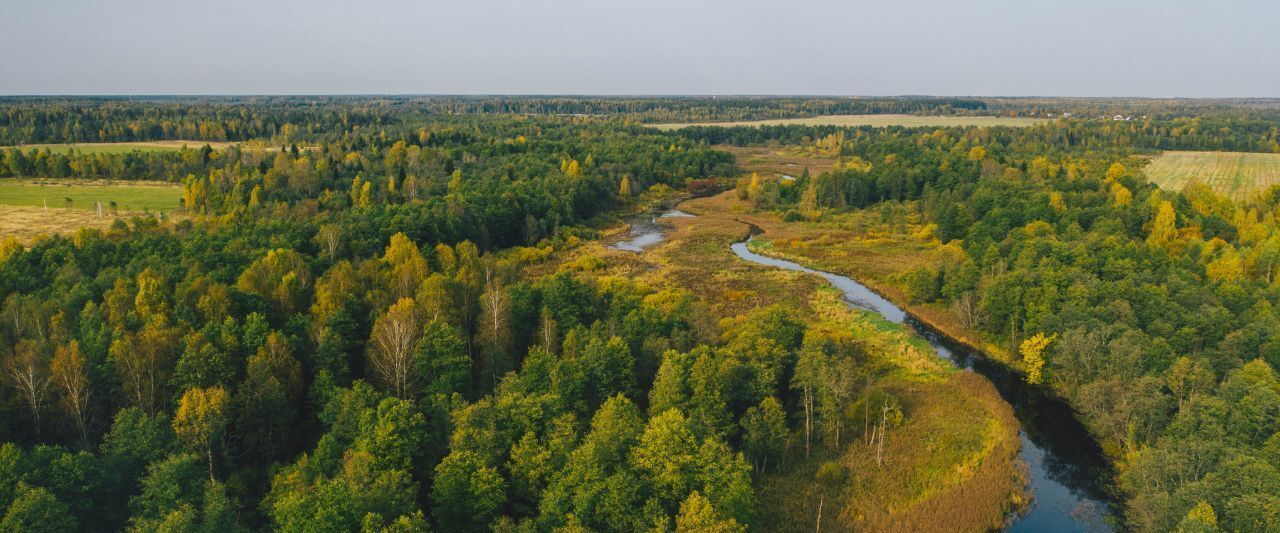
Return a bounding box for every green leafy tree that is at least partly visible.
[675,491,745,533]
[431,450,505,532]
[740,397,787,473]
[1,483,77,533]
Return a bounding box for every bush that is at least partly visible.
[902,268,940,304]
[816,461,846,486]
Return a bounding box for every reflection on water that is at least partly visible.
[610,209,690,252]
[730,238,1115,532]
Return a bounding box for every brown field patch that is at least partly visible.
[0,204,171,242]
[719,145,838,179]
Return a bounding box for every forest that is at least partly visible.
[0,97,1279,531]
[712,110,1280,531]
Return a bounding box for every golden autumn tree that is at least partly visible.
[1206,246,1244,282]
[1020,332,1056,385]
[1049,191,1066,212]
[746,173,764,207]
[383,232,429,300]
[1111,182,1133,206]
[563,159,583,178]
[1105,162,1127,182]
[619,174,632,199]
[1146,201,1179,251]
[174,386,229,480]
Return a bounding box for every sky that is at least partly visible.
[2,0,1277,97]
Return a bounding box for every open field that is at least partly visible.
[719,145,838,178]
[649,114,1045,130]
[5,140,240,154]
[0,179,182,212]
[1145,150,1280,201]
[0,205,122,242]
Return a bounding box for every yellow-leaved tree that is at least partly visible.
[1020,332,1056,385]
[174,386,229,480]
[1105,162,1126,182]
[1049,191,1066,212]
[619,174,632,199]
[1111,182,1133,206]
[1147,201,1178,251]
[1206,246,1244,282]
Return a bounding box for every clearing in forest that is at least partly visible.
[648,114,1045,130]
[0,179,182,212]
[719,145,838,179]
[0,179,183,241]
[1145,150,1280,202]
[2,140,309,155]
[4,140,239,154]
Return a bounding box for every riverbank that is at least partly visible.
[563,195,1028,531]
[680,191,1118,530]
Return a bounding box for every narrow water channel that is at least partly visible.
[612,210,1117,531]
[608,209,694,251]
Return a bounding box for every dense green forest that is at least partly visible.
[0,96,985,145]
[2,97,1280,531]
[6,96,1277,147]
[708,114,1280,531]
[0,112,802,531]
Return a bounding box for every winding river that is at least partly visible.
[731,236,1114,532]
[613,210,1117,531]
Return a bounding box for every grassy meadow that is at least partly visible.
[6,140,239,154]
[649,114,1045,130]
[0,179,182,241]
[1145,150,1280,201]
[0,179,182,212]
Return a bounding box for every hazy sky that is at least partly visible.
[2,0,1277,97]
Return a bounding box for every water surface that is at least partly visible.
[609,209,690,251]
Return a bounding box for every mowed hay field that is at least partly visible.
[8,140,239,154]
[0,180,182,241]
[649,114,1045,130]
[1146,150,1280,201]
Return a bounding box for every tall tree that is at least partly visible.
[50,341,91,446]
[477,273,513,383]
[173,387,229,480]
[740,397,787,473]
[369,298,424,398]
[4,340,50,438]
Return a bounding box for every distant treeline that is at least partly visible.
[0,96,988,145]
[675,113,1280,154]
